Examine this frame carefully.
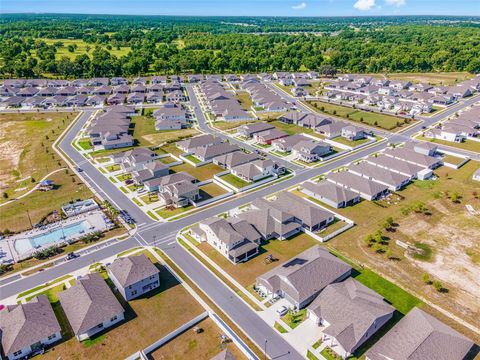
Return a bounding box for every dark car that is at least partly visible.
[66,252,79,260]
[76,167,83,172]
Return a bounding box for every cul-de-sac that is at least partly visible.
[0,8,479,360]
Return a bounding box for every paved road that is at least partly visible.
[59,110,154,225]
[1,90,478,359]
[186,85,301,171]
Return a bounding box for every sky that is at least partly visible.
[1,0,479,17]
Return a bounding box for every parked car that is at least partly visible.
[125,179,134,185]
[136,188,146,194]
[76,167,83,172]
[276,305,288,316]
[66,252,79,260]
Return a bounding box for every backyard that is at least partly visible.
[198,182,229,200]
[307,101,410,131]
[0,111,78,201]
[41,258,205,360]
[219,173,250,189]
[418,135,480,153]
[169,162,224,182]
[196,231,319,287]
[149,318,245,360]
[325,160,480,342]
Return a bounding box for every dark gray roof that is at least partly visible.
[0,295,61,355]
[257,245,351,305]
[108,254,159,288]
[366,308,475,360]
[210,348,236,360]
[327,171,389,198]
[308,278,394,353]
[59,273,124,336]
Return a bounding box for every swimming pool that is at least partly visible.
[14,220,91,255]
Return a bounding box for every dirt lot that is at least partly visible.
[0,112,77,200]
[42,259,204,360]
[326,160,480,342]
[149,318,245,360]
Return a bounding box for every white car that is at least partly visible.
[136,188,147,194]
[276,305,288,316]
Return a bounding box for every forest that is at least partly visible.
[1,14,479,78]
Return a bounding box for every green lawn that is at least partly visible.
[419,135,480,153]
[274,322,288,334]
[34,38,131,61]
[220,173,250,188]
[198,182,228,200]
[17,275,72,299]
[170,162,224,181]
[156,204,194,219]
[77,139,92,151]
[307,101,410,131]
[281,309,307,329]
[331,136,370,147]
[184,154,202,164]
[25,283,67,303]
[130,114,157,146]
[236,91,253,109]
[321,347,342,360]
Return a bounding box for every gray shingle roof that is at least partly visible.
[308,278,394,353]
[210,348,236,360]
[107,254,159,288]
[366,307,475,360]
[302,181,359,204]
[59,273,124,336]
[0,295,61,355]
[257,245,352,305]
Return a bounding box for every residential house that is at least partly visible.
[131,161,169,185]
[213,151,261,169]
[301,181,360,208]
[59,273,125,341]
[341,126,367,141]
[291,140,332,163]
[144,172,196,193]
[316,121,346,139]
[237,122,275,138]
[383,147,442,169]
[271,134,310,153]
[327,171,390,201]
[366,154,424,179]
[111,148,158,172]
[107,254,160,301]
[348,162,411,191]
[194,217,262,263]
[0,295,61,360]
[307,278,395,359]
[366,308,475,360]
[253,128,289,145]
[256,245,352,309]
[158,178,200,208]
[194,142,240,162]
[230,159,279,182]
[177,134,223,153]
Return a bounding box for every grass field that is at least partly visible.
[0,112,78,201]
[268,120,324,139]
[34,38,131,61]
[381,72,473,86]
[170,162,224,181]
[325,160,480,342]
[419,135,480,153]
[0,170,93,232]
[156,204,194,219]
[331,136,370,147]
[198,182,228,200]
[235,91,254,110]
[307,101,409,131]
[149,318,245,360]
[212,120,255,131]
[41,260,204,360]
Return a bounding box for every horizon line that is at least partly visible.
[1,12,479,18]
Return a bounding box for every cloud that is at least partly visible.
[385,0,406,6]
[292,2,307,9]
[353,0,376,10]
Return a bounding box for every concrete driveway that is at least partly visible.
[257,298,291,326]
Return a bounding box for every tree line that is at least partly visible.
[0,15,479,78]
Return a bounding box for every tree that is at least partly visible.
[2,192,8,199]
[450,192,461,203]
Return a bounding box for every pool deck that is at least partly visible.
[1,210,113,263]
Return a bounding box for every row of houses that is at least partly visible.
[279,110,370,141]
[88,105,135,150]
[241,78,291,113]
[253,245,475,359]
[425,104,480,143]
[190,191,336,263]
[324,74,480,115]
[0,80,186,108]
[0,254,159,360]
[199,79,254,121]
[152,102,190,130]
[110,148,200,207]
[303,143,441,205]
